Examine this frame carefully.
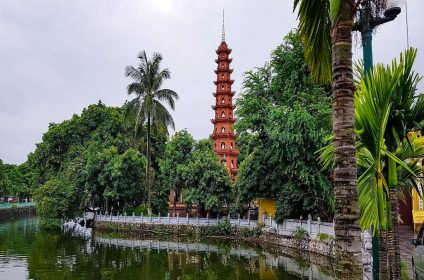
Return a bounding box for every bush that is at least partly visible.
[239,225,262,238]
[318,233,330,241]
[216,218,231,235]
[11,203,19,209]
[292,227,309,239]
[133,204,149,216]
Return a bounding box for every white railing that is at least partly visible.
[95,212,258,228]
[262,214,335,238]
[95,212,335,238]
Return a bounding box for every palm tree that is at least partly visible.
[294,1,399,277]
[125,50,179,215]
[380,49,424,279]
[294,0,362,277]
[319,49,424,278]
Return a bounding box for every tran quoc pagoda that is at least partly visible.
[211,14,239,179]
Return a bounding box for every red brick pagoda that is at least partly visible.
[211,15,239,179]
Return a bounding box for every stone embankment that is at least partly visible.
[0,205,36,219]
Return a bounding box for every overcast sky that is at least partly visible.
[0,0,423,164]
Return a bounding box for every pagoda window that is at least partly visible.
[231,160,234,168]
[221,74,225,78]
[222,160,227,167]
[221,111,225,117]
[230,142,233,150]
[221,142,226,150]
[221,127,225,133]
[221,98,225,104]
[221,85,225,90]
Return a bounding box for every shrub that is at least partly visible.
[292,227,309,239]
[133,204,149,216]
[318,233,330,241]
[216,218,231,235]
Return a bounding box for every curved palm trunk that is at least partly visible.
[379,230,389,279]
[331,0,362,278]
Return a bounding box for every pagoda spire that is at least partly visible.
[221,10,225,42]
[211,16,239,180]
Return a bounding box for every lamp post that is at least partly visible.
[353,1,403,279]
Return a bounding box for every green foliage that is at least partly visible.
[319,49,424,236]
[293,0,332,84]
[318,233,331,241]
[235,31,333,222]
[400,261,410,280]
[33,179,79,227]
[0,160,35,199]
[216,218,231,235]
[26,102,155,225]
[183,139,232,214]
[292,227,309,239]
[159,130,195,202]
[132,204,149,216]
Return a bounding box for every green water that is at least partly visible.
[0,202,35,208]
[0,216,334,280]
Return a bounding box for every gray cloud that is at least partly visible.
[0,0,422,164]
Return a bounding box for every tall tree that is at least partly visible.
[159,130,195,214]
[183,139,232,215]
[125,51,179,215]
[235,32,333,222]
[293,0,390,277]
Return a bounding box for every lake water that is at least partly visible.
[0,216,335,280]
[0,202,35,208]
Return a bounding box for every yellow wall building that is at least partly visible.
[412,187,424,232]
[258,198,276,223]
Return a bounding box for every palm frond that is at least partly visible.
[153,100,175,131]
[127,82,144,96]
[155,89,179,110]
[125,66,141,81]
[293,0,332,84]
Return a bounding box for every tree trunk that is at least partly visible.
[379,230,389,279]
[146,113,152,216]
[388,190,401,279]
[331,1,362,278]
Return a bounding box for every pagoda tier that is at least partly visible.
[213,91,235,97]
[215,48,232,54]
[210,26,239,179]
[214,69,233,74]
[211,131,237,138]
[210,117,237,124]
[215,58,233,63]
[214,79,234,85]
[211,104,236,110]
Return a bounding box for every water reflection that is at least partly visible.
[0,217,334,280]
